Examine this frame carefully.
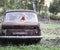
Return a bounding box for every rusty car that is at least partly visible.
[0,10,42,43]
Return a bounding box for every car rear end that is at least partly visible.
[1,10,42,43]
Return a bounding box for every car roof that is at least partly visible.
[6,9,36,13]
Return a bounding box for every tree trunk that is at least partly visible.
[32,0,36,11]
[4,0,6,13]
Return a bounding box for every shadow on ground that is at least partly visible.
[0,39,40,46]
[0,38,60,48]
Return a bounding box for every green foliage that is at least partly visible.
[0,45,60,50]
[49,0,60,15]
[41,23,60,29]
[0,0,4,7]
[35,0,44,12]
[0,0,45,10]
[0,9,4,16]
[50,15,60,20]
[6,0,16,9]
[28,4,33,10]
[0,0,45,16]
[49,4,58,15]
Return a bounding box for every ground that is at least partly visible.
[39,17,60,48]
[0,17,60,50]
[0,45,60,50]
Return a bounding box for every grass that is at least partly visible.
[0,19,60,50]
[40,24,60,39]
[42,33,60,39]
[0,45,60,50]
[40,23,60,29]
[40,23,60,39]
[1,16,60,49]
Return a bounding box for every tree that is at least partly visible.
[0,0,45,12]
[49,0,60,15]
[35,0,44,12]
[0,0,4,7]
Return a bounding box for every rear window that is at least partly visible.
[4,11,38,23]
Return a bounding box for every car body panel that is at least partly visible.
[1,10,42,42]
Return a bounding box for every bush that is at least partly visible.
[50,15,60,20]
[37,13,45,18]
[0,9,4,16]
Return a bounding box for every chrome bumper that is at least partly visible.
[0,36,42,39]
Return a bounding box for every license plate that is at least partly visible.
[13,32,27,35]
